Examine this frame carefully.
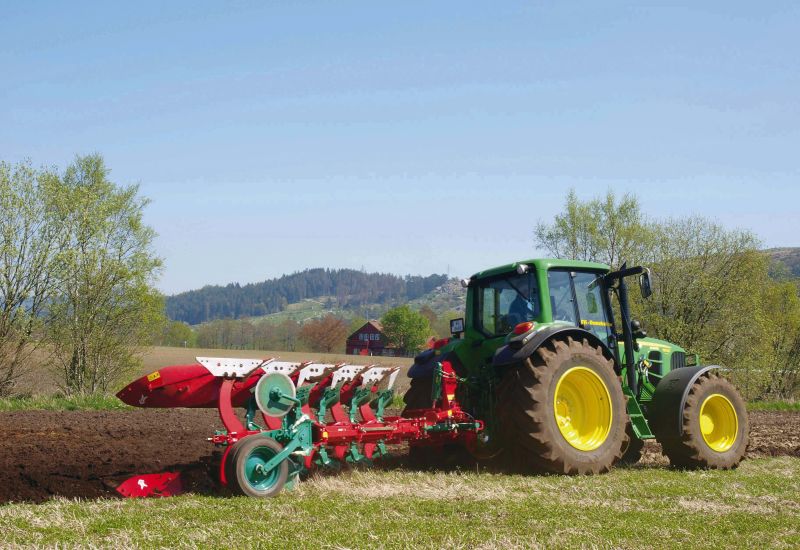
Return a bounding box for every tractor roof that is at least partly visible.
[471,258,610,280]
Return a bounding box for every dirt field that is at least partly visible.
[1,409,797,504]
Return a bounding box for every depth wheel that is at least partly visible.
[496,337,628,474]
[227,436,289,498]
[654,373,748,469]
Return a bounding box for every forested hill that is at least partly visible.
[166,269,449,324]
[767,247,800,278]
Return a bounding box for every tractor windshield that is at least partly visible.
[477,272,539,336]
[547,270,613,345]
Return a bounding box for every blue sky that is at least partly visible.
[1,1,798,294]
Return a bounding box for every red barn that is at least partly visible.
[346,320,395,356]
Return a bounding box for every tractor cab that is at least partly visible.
[446,259,618,377]
[445,259,684,388]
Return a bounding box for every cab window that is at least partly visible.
[477,273,539,336]
[547,269,612,345]
[573,271,613,344]
[547,270,577,324]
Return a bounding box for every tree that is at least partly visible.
[47,155,164,394]
[432,309,462,339]
[632,217,766,398]
[535,189,650,269]
[0,161,62,396]
[157,320,196,348]
[270,319,302,352]
[418,305,438,327]
[760,282,800,399]
[299,314,348,353]
[536,188,800,400]
[381,305,431,356]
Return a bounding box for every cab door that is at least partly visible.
[457,272,540,375]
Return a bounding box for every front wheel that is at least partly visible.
[654,373,748,469]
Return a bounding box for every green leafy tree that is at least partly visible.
[48,155,164,394]
[632,217,766,398]
[267,319,302,352]
[432,309,462,339]
[381,305,431,356]
[537,189,800,400]
[0,161,62,395]
[535,189,650,269]
[758,281,800,399]
[158,320,197,348]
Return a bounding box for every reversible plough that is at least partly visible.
[116,357,482,497]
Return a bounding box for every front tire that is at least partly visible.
[496,336,628,474]
[654,373,748,469]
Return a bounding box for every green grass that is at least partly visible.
[748,400,800,412]
[1,457,798,548]
[0,394,130,412]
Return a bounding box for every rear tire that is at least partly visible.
[496,336,628,474]
[654,373,748,469]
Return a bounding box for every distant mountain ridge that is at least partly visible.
[168,249,798,325]
[767,247,800,278]
[166,268,449,325]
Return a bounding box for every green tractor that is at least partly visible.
[404,259,749,473]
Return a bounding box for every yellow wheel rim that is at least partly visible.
[699,393,738,452]
[553,366,613,451]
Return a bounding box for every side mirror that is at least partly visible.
[639,269,653,299]
[631,319,647,340]
[450,318,465,337]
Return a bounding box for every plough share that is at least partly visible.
[116,357,482,497]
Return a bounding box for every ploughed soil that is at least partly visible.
[1,409,798,504]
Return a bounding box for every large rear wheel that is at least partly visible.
[496,337,628,474]
[653,373,748,469]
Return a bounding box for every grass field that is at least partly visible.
[748,400,800,412]
[0,457,797,548]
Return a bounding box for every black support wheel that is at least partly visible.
[496,336,628,475]
[227,435,289,498]
[653,373,748,469]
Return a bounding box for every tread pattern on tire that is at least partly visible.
[495,336,629,475]
[655,372,749,469]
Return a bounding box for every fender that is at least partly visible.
[408,349,465,378]
[648,365,720,435]
[408,348,437,378]
[492,325,617,369]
